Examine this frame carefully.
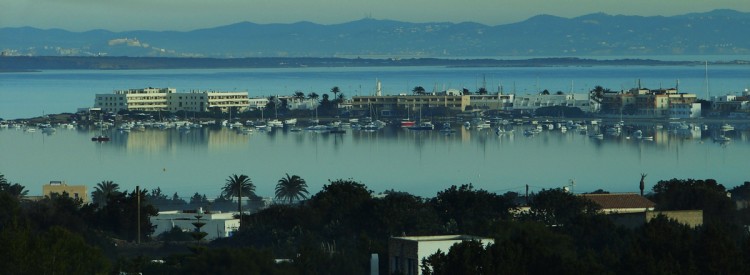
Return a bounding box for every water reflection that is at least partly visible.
[0,121,747,197]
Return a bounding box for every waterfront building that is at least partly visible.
[512,93,592,114]
[350,94,469,117]
[389,235,494,275]
[599,88,700,118]
[42,181,89,203]
[94,87,250,113]
[467,94,515,111]
[711,90,750,117]
[247,97,270,110]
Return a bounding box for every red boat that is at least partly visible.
[400,119,415,127]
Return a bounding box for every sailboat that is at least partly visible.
[407,106,434,130]
[91,113,110,142]
[401,104,415,127]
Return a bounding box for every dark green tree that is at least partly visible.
[222,174,254,229]
[413,86,426,95]
[0,173,28,199]
[524,188,600,227]
[91,180,120,207]
[429,184,516,234]
[649,178,735,225]
[275,173,309,204]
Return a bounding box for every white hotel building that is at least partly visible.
[95,87,250,113]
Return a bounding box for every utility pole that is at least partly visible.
[136,185,141,244]
[238,181,242,231]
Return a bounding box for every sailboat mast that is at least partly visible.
[705,61,710,100]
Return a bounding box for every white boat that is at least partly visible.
[408,121,434,130]
[306,125,330,131]
[720,123,734,132]
[284,118,297,126]
[268,119,284,127]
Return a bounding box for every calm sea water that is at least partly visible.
[0,123,748,199]
[1,66,749,198]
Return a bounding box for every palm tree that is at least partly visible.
[222,174,255,229]
[293,91,306,101]
[275,174,309,204]
[307,92,319,101]
[412,86,426,95]
[92,180,120,207]
[330,86,340,99]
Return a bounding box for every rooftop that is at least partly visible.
[580,193,656,210]
[392,235,492,242]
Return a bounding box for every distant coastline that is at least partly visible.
[1,56,749,71]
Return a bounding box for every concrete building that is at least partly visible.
[581,193,702,228]
[42,181,89,203]
[350,94,469,117]
[151,209,240,241]
[512,93,592,114]
[581,193,656,214]
[598,88,700,118]
[95,87,250,113]
[389,235,494,275]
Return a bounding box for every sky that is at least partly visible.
[1,0,748,32]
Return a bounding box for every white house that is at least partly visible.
[389,235,494,275]
[151,209,239,240]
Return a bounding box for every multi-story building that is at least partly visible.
[94,87,250,113]
[467,94,515,111]
[42,181,89,203]
[711,90,750,117]
[599,88,700,118]
[512,93,592,114]
[350,94,469,117]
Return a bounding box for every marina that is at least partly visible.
[1,65,749,198]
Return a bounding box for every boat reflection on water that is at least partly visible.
[1,120,747,197]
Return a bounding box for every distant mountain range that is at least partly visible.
[2,9,750,58]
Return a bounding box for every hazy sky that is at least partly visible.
[1,0,748,31]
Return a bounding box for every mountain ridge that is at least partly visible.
[2,9,749,58]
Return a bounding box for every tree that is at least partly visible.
[0,173,27,199]
[275,174,309,204]
[589,85,610,104]
[477,87,488,95]
[412,86,426,95]
[541,89,550,95]
[336,93,345,104]
[222,174,255,229]
[430,184,516,234]
[649,178,735,226]
[91,180,120,207]
[462,88,471,95]
[307,92,319,101]
[330,86,340,100]
[293,91,306,101]
[189,192,209,206]
[524,188,600,227]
